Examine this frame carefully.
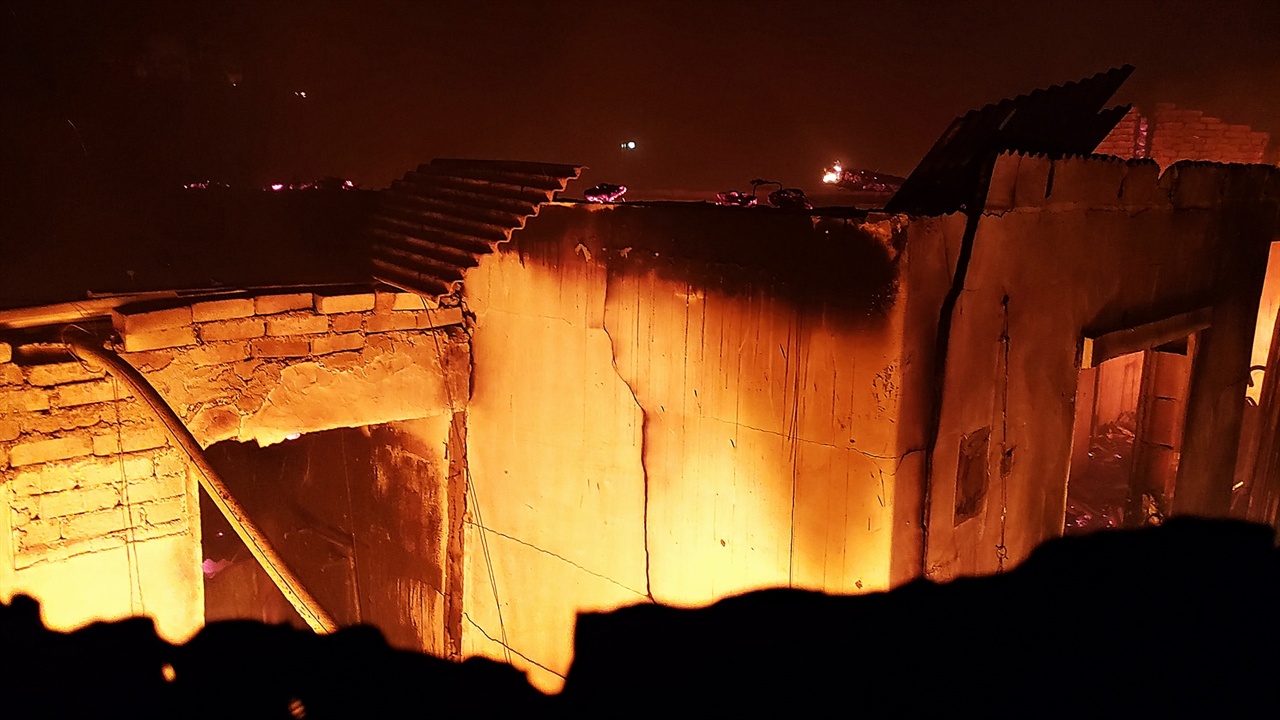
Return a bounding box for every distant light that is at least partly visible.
[584,183,627,203]
[343,180,354,189]
[294,91,307,99]
[621,140,636,150]
[270,183,285,192]
[285,432,302,441]
[715,191,757,208]
[822,161,844,185]
[161,664,177,683]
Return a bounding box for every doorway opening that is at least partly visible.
[1064,340,1194,534]
[198,419,450,653]
[200,427,373,630]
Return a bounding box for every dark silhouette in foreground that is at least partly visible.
[3,518,1277,718]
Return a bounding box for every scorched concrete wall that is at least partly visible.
[923,154,1279,580]
[462,204,915,690]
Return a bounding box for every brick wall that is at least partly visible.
[1150,103,1270,167]
[1,342,202,640]
[1094,109,1148,159]
[1,287,467,640]
[1096,104,1270,167]
[112,289,466,447]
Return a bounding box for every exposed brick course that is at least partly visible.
[13,455,155,494]
[123,326,197,353]
[0,342,10,363]
[38,485,122,519]
[1,386,50,413]
[127,473,186,503]
[155,448,188,477]
[315,293,376,314]
[27,362,106,387]
[331,313,365,333]
[0,416,19,442]
[252,338,311,358]
[255,293,314,315]
[130,497,186,526]
[15,533,128,569]
[421,306,466,329]
[16,519,63,549]
[311,333,366,355]
[113,305,191,335]
[192,297,255,322]
[374,291,398,314]
[366,313,418,333]
[60,506,128,542]
[199,318,266,342]
[92,427,168,456]
[266,315,330,336]
[1,363,22,385]
[54,379,125,408]
[10,435,94,467]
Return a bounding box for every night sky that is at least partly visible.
[3,0,1279,200]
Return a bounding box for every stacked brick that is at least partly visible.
[112,287,468,449]
[114,289,464,358]
[1095,104,1270,167]
[1094,109,1145,158]
[1148,103,1269,168]
[1,345,192,569]
[2,287,462,572]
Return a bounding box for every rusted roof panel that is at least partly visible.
[368,159,583,298]
[887,65,1134,215]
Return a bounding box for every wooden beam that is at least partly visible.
[1080,307,1212,369]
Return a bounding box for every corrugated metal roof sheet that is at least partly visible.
[886,65,1134,216]
[368,158,582,298]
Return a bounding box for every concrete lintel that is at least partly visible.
[1080,307,1212,368]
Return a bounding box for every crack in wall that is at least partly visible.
[598,273,656,603]
[851,445,927,469]
[996,293,1013,572]
[921,186,990,579]
[462,612,565,679]
[464,519,649,599]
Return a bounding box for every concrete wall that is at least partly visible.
[1,289,466,642]
[923,154,1279,579]
[462,204,915,690]
[1248,243,1280,404]
[202,417,457,656]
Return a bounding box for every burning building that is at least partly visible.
[2,68,1280,693]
